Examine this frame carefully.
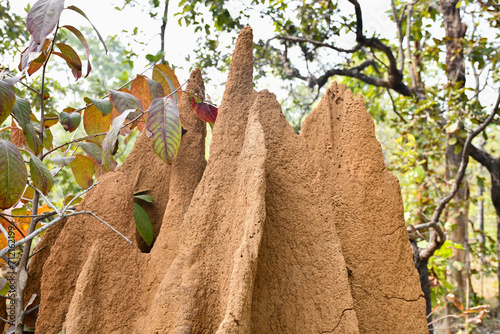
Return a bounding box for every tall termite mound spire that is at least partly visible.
[33,26,428,334]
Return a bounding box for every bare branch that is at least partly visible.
[406,3,419,93]
[391,0,405,71]
[387,88,408,123]
[0,210,133,259]
[278,0,412,96]
[419,88,500,260]
[276,35,360,53]
[160,1,170,64]
[468,142,497,172]
[62,181,101,214]
[28,183,61,216]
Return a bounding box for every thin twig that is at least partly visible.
[62,181,101,214]
[391,0,405,71]
[419,88,500,260]
[0,215,26,239]
[387,88,407,123]
[85,212,133,245]
[28,183,61,216]
[0,210,133,259]
[0,316,14,326]
[28,247,45,260]
[25,305,39,316]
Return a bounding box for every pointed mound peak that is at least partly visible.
[225,26,254,96]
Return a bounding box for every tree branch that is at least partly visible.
[468,143,497,172]
[160,0,169,64]
[391,0,405,71]
[419,89,500,261]
[276,35,360,53]
[277,0,412,96]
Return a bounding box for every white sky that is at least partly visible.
[7,1,495,110]
[6,0,395,101]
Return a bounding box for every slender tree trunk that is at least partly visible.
[410,239,433,333]
[160,0,170,64]
[477,166,485,297]
[440,0,468,303]
[468,145,500,317]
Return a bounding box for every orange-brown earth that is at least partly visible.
[25,26,427,333]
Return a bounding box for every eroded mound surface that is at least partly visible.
[33,26,427,333]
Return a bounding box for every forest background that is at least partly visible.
[0,0,499,333]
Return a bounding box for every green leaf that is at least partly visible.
[101,109,132,171]
[0,140,28,209]
[133,189,150,196]
[61,25,92,77]
[66,5,108,54]
[43,127,53,150]
[11,97,30,129]
[70,154,94,189]
[12,98,43,155]
[133,202,153,246]
[448,136,457,145]
[0,77,18,125]
[79,142,102,165]
[109,90,143,116]
[146,78,164,100]
[84,97,112,116]
[414,165,426,183]
[26,0,65,52]
[0,277,10,296]
[51,156,75,166]
[29,152,54,195]
[59,111,81,132]
[446,121,459,134]
[12,206,27,216]
[134,194,154,203]
[53,43,83,81]
[145,97,181,164]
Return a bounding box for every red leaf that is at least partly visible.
[19,39,51,75]
[10,120,26,149]
[109,89,143,122]
[0,140,28,210]
[191,97,218,124]
[152,64,182,103]
[53,43,82,81]
[0,77,17,125]
[26,0,64,52]
[131,75,152,110]
[61,25,92,77]
[66,5,108,54]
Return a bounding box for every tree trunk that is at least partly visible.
[440,0,468,302]
[410,238,433,333]
[468,145,500,317]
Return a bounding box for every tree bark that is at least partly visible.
[468,144,500,316]
[440,0,468,303]
[410,239,433,333]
